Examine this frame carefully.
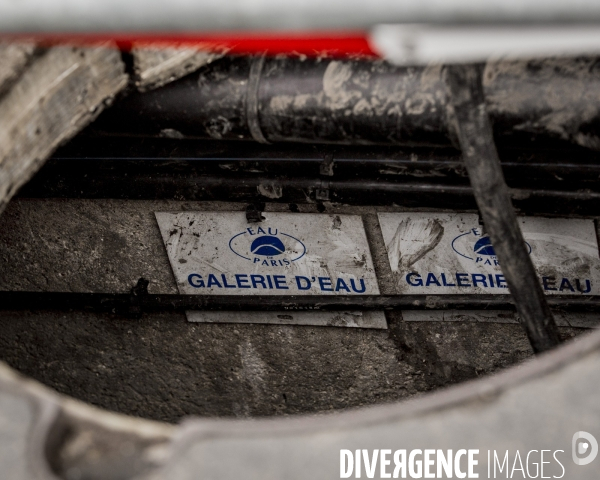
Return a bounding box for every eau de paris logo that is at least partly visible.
[229,226,306,267]
[452,228,531,266]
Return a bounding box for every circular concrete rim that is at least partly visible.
[2,323,599,478]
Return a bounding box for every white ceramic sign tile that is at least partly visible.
[156,211,379,295]
[156,211,385,328]
[378,213,600,296]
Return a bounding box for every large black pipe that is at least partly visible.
[94,56,600,150]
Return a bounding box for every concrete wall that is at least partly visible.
[0,198,587,423]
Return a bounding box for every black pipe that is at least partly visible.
[446,64,561,354]
[92,56,600,150]
[0,291,598,314]
[23,171,600,206]
[20,157,600,216]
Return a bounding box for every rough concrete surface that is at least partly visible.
[0,321,595,480]
[132,45,224,92]
[0,317,593,480]
[0,45,127,215]
[145,328,600,480]
[0,198,177,294]
[0,41,35,97]
[0,198,589,423]
[0,308,582,424]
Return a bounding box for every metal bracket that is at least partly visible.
[315,188,330,201]
[128,277,149,318]
[315,179,330,201]
[319,154,335,176]
[246,203,265,223]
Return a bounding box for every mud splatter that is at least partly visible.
[257,183,283,199]
[388,218,444,272]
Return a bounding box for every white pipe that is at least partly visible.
[1,0,600,33]
[371,25,600,65]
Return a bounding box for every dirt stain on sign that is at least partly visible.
[388,218,444,271]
